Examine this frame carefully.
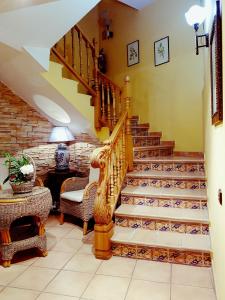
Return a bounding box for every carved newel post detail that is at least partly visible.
[124,75,133,171]
[91,76,133,260]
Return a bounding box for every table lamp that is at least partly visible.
[49,126,74,171]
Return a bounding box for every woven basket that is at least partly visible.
[9,154,36,194]
[10,181,34,193]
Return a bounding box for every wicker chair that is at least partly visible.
[59,167,99,235]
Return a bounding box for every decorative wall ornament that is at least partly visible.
[210,0,223,126]
[127,40,139,67]
[154,36,170,66]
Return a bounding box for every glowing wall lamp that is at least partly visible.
[185,5,209,55]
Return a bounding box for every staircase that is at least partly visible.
[111,115,211,267]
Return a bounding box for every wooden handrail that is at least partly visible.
[51,47,96,97]
[98,71,122,94]
[91,77,133,260]
[74,25,95,53]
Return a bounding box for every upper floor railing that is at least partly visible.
[51,25,123,131]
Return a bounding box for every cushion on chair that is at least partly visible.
[61,189,85,202]
[88,166,100,183]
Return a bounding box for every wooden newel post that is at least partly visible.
[93,39,101,130]
[124,75,133,171]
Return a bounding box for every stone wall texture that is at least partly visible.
[0,81,101,175]
[0,81,53,154]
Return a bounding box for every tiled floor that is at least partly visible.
[0,215,217,300]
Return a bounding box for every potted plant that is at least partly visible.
[3,153,35,193]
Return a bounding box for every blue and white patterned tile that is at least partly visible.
[133,197,145,205]
[185,224,201,234]
[115,217,129,227]
[172,199,186,208]
[174,163,186,172]
[142,219,155,230]
[186,201,201,209]
[185,252,203,267]
[202,224,209,235]
[174,180,186,189]
[129,218,142,229]
[152,248,169,262]
[156,221,170,232]
[145,198,158,207]
[121,244,136,258]
[137,247,152,259]
[158,199,172,208]
[171,222,186,233]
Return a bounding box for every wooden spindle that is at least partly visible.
[86,42,90,84]
[111,85,117,127]
[107,83,111,128]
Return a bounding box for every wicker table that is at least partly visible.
[0,187,52,267]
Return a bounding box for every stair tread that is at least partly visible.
[134,156,204,163]
[134,144,173,150]
[127,170,205,180]
[121,185,207,200]
[115,204,209,223]
[112,226,211,252]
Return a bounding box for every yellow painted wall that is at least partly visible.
[99,0,204,151]
[203,1,225,299]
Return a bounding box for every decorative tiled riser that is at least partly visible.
[134,148,173,158]
[133,162,205,173]
[115,216,209,235]
[126,178,206,190]
[112,243,211,267]
[121,195,207,209]
[133,137,160,147]
[131,128,149,136]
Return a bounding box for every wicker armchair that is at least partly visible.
[59,168,99,235]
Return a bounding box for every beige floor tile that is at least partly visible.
[64,227,84,240]
[171,284,216,300]
[13,256,39,266]
[133,260,171,283]
[33,251,73,269]
[64,253,102,273]
[77,244,94,255]
[46,226,74,238]
[172,265,213,288]
[97,256,136,277]
[46,215,75,229]
[0,265,28,285]
[125,279,170,300]
[52,238,83,253]
[83,274,130,300]
[37,292,79,299]
[9,266,58,291]
[0,287,39,300]
[44,270,93,297]
[46,232,59,251]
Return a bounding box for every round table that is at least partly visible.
[0,187,52,267]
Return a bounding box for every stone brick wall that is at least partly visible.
[0,81,53,154]
[0,81,101,175]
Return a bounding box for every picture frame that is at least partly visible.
[127,40,139,67]
[210,0,223,125]
[154,36,170,66]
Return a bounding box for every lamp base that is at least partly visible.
[55,143,70,171]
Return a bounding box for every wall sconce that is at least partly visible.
[185,5,209,55]
[49,126,74,171]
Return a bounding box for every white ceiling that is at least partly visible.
[118,0,155,10]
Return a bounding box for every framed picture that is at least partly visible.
[127,40,139,67]
[154,36,170,66]
[210,0,223,125]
